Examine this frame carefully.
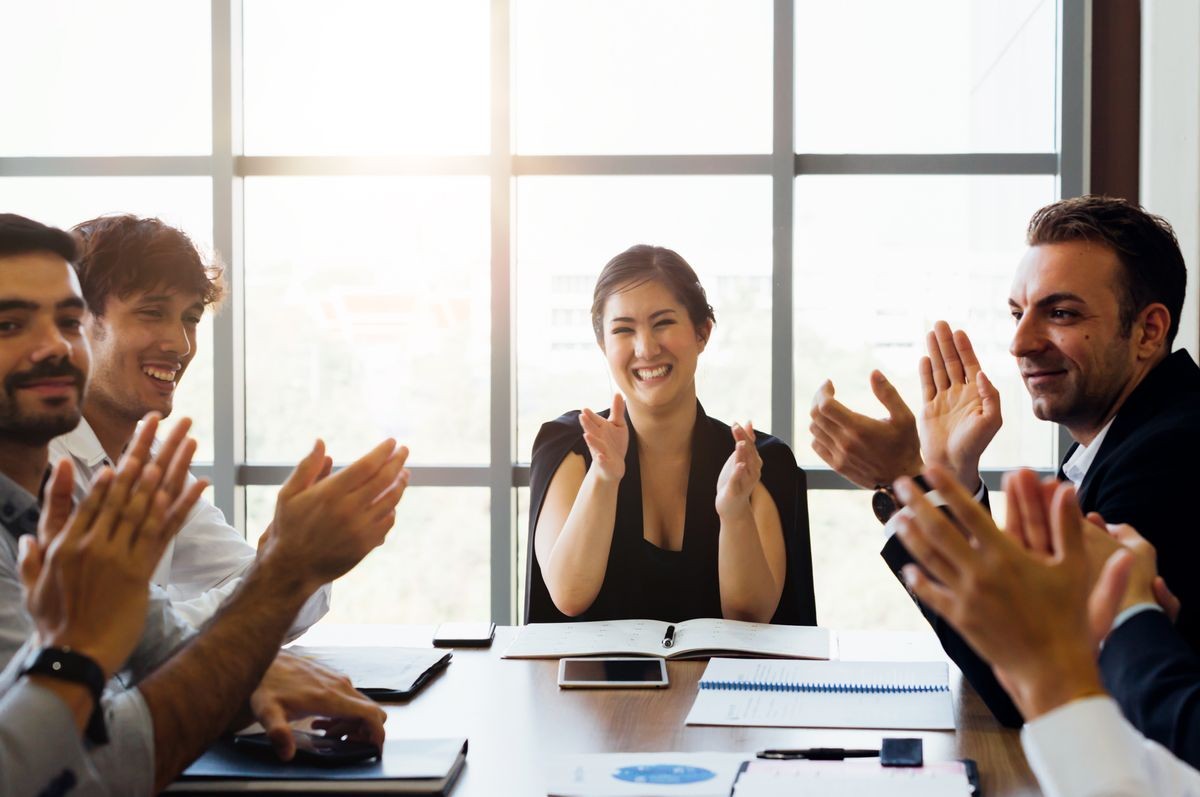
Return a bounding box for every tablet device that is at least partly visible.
[231,731,380,766]
[557,657,669,689]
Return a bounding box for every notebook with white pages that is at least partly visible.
[502,619,831,660]
[685,658,955,730]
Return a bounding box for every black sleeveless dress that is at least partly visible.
[525,402,816,625]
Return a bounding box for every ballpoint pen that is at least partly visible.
[661,625,676,649]
[755,747,879,761]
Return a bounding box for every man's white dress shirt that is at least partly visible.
[1023,696,1200,796]
[49,418,329,639]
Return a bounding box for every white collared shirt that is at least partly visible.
[1023,696,1200,796]
[48,418,329,640]
[1061,417,1116,486]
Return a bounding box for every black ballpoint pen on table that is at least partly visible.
[661,625,676,649]
[756,747,879,760]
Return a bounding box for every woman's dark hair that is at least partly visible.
[0,214,77,263]
[1027,195,1186,345]
[590,245,716,343]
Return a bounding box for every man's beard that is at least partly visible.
[0,358,86,446]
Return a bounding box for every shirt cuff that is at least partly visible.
[87,687,155,796]
[1021,695,1151,796]
[1110,603,1164,636]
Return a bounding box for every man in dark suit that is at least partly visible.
[810,195,1199,730]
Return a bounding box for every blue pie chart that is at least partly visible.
[612,764,717,785]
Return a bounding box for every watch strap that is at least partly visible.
[22,647,109,745]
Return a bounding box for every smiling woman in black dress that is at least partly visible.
[525,245,815,625]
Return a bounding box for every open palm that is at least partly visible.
[917,323,1001,489]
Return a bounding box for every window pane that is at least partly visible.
[793,175,1059,471]
[513,0,772,154]
[0,1,210,156]
[243,0,490,155]
[244,177,490,465]
[247,486,490,623]
[795,0,1056,153]
[515,176,772,461]
[0,177,216,460]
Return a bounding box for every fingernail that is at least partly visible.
[902,565,918,585]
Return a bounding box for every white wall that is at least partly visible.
[1140,0,1200,359]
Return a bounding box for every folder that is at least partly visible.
[167,736,468,794]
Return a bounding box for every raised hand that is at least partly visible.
[716,422,762,518]
[917,322,1001,490]
[261,439,411,591]
[809,372,923,489]
[894,465,1130,720]
[21,420,206,679]
[578,392,629,483]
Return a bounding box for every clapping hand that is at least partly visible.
[809,372,923,489]
[917,322,1001,490]
[21,414,206,679]
[716,422,761,518]
[579,393,629,483]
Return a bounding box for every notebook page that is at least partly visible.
[287,646,448,691]
[502,620,669,658]
[687,659,955,730]
[732,760,971,797]
[671,619,831,659]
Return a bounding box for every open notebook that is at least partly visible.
[503,619,830,660]
[686,658,955,730]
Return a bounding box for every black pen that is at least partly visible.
[661,625,676,649]
[756,747,879,761]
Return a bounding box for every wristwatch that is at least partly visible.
[872,475,931,525]
[21,646,108,745]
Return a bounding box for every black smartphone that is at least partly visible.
[432,621,496,647]
[232,730,380,766]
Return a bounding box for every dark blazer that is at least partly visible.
[525,403,817,626]
[1100,609,1200,768]
[882,349,1200,729]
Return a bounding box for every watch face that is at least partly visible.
[872,489,899,524]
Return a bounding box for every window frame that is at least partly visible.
[0,0,1085,623]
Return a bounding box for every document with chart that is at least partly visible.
[686,658,955,729]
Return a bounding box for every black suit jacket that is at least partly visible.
[882,349,1200,729]
[1100,609,1200,768]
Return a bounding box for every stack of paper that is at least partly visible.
[730,759,973,797]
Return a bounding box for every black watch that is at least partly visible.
[21,646,109,745]
[871,475,931,525]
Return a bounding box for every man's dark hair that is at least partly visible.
[71,214,224,315]
[1027,195,1187,345]
[591,245,716,343]
[0,213,78,263]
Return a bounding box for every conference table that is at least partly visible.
[290,624,1042,796]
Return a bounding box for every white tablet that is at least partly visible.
[557,657,669,689]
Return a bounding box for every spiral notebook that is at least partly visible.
[686,658,955,730]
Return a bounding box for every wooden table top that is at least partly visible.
[291,625,1042,796]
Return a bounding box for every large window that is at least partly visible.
[1,0,1081,627]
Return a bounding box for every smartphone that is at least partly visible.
[433,621,496,648]
[232,730,380,766]
[557,657,669,689]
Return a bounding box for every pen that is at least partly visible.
[756,747,879,761]
[661,625,676,649]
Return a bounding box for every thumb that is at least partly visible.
[17,535,43,595]
[278,440,327,500]
[610,393,626,428]
[977,372,1001,418]
[39,460,76,547]
[870,370,912,422]
[257,700,296,761]
[1088,549,1135,648]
